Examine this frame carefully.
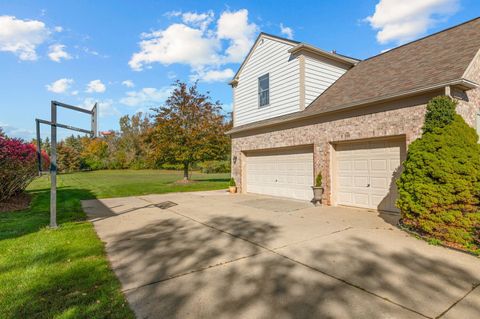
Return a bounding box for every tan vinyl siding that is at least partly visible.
[234,38,300,126]
[304,56,348,107]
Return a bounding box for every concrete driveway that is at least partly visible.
[82,191,480,319]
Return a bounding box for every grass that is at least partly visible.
[0,170,229,318]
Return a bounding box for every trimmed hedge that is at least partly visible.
[396,96,480,252]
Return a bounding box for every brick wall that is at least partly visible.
[231,88,480,205]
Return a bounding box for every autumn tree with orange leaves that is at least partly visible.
[146,81,231,180]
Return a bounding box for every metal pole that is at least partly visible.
[35,119,42,176]
[50,101,57,228]
[92,103,98,137]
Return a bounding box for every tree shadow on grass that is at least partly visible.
[103,211,480,318]
[0,186,95,241]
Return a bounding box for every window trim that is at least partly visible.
[258,73,270,108]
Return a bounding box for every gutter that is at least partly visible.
[226,78,479,135]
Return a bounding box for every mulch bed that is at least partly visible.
[398,219,479,257]
[0,193,31,213]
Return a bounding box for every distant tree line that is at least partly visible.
[34,81,232,176]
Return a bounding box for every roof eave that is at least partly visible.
[226,78,479,135]
[288,43,360,66]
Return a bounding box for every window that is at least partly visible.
[258,73,269,107]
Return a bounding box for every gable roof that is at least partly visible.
[228,17,480,135]
[229,32,359,85]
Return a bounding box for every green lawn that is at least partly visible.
[0,170,229,319]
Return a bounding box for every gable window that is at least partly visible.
[258,73,269,107]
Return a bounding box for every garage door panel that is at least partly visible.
[370,177,389,189]
[354,159,369,170]
[338,176,353,187]
[371,159,387,171]
[354,193,370,206]
[336,139,404,212]
[246,148,314,201]
[354,176,369,187]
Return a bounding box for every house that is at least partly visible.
[227,17,480,213]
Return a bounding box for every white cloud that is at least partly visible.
[129,23,220,71]
[182,11,214,30]
[192,68,234,82]
[366,0,460,44]
[81,98,119,118]
[46,78,74,94]
[217,9,258,63]
[120,87,172,107]
[0,122,34,140]
[0,15,50,60]
[280,23,294,39]
[86,79,106,93]
[129,9,257,80]
[48,44,72,62]
[121,80,135,88]
[54,26,63,32]
[165,11,182,18]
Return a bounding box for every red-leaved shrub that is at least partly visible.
[0,136,49,202]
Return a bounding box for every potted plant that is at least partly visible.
[312,173,324,206]
[229,177,237,194]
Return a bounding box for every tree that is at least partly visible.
[396,96,480,251]
[81,138,109,170]
[146,81,231,180]
[57,142,81,173]
[118,112,150,168]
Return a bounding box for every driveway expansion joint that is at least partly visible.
[271,226,354,250]
[121,252,264,293]
[435,281,480,318]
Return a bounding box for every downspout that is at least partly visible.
[445,85,452,97]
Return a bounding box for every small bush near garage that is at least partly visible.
[396,96,480,253]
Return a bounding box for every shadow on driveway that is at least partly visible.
[84,194,480,319]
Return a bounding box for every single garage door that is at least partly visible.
[246,147,314,201]
[335,138,405,212]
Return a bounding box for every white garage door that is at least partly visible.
[335,139,405,212]
[246,148,314,201]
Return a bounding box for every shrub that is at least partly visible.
[315,173,322,187]
[422,96,456,133]
[198,160,231,174]
[396,96,480,251]
[0,136,49,202]
[229,178,236,187]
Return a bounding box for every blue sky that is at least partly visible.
[1,0,479,140]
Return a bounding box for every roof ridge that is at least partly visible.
[258,32,301,44]
[361,16,480,63]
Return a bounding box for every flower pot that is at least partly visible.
[229,186,237,194]
[311,186,324,206]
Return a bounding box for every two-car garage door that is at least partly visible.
[245,147,314,201]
